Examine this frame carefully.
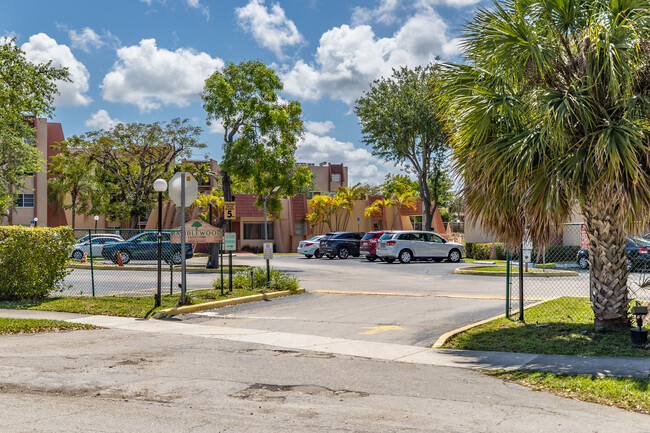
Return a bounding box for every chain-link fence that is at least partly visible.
[506,223,650,322]
[65,228,187,297]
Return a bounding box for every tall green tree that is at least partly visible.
[436,0,650,330]
[69,119,205,228]
[47,142,97,229]
[201,60,311,223]
[0,38,70,214]
[355,65,448,232]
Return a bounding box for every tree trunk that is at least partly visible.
[419,177,433,231]
[582,199,630,331]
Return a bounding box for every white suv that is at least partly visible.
[375,230,465,264]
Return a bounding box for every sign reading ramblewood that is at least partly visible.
[171,219,223,244]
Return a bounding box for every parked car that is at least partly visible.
[297,235,324,258]
[375,230,465,264]
[360,231,393,261]
[76,233,124,244]
[576,236,650,271]
[102,232,193,265]
[70,236,122,260]
[318,231,365,259]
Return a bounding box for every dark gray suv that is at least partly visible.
[318,231,365,259]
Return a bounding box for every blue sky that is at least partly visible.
[2,0,485,185]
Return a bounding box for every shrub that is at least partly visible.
[466,242,508,260]
[0,226,75,301]
[213,266,300,292]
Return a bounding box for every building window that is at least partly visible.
[331,173,341,182]
[243,222,273,240]
[15,194,34,208]
[295,221,304,236]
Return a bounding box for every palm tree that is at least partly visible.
[192,190,224,225]
[436,0,650,330]
[47,143,97,229]
[386,192,417,230]
[306,194,334,233]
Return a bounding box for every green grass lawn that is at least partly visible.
[0,287,282,319]
[489,371,650,414]
[0,317,96,335]
[442,297,649,357]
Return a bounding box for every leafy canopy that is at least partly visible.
[0,38,70,214]
[355,64,449,231]
[201,60,310,213]
[436,0,650,245]
[68,118,205,227]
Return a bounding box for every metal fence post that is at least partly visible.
[519,243,524,321]
[505,246,510,319]
[89,229,96,297]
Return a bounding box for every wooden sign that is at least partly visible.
[171,220,223,243]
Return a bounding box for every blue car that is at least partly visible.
[102,232,193,265]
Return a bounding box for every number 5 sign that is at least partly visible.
[224,202,236,219]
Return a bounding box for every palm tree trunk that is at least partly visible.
[582,200,630,331]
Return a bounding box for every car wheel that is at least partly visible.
[172,251,182,265]
[385,258,395,264]
[304,254,313,259]
[314,251,323,259]
[119,251,131,265]
[399,250,413,264]
[72,250,84,260]
[578,256,589,270]
[327,254,335,259]
[338,247,350,259]
[367,255,377,262]
[447,249,461,263]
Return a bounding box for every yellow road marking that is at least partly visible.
[311,290,429,297]
[360,325,405,335]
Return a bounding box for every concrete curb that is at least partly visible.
[431,299,551,348]
[68,264,249,273]
[152,288,306,319]
[453,266,578,277]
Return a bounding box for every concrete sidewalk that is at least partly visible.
[2,308,648,378]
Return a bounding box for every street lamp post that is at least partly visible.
[94,215,99,232]
[263,185,281,287]
[33,217,38,227]
[153,178,168,307]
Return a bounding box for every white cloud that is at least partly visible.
[85,110,121,130]
[101,38,224,112]
[282,11,460,105]
[282,9,460,104]
[21,33,92,106]
[68,27,104,52]
[208,121,225,136]
[297,132,396,185]
[352,0,401,26]
[185,0,210,18]
[304,120,334,135]
[236,0,304,57]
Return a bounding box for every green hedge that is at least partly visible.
[465,242,508,260]
[0,226,75,301]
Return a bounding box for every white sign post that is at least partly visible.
[168,172,198,304]
[263,242,273,260]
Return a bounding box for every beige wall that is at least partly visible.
[10,118,48,227]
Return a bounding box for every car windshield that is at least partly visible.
[630,236,650,247]
[321,234,333,240]
[308,236,321,241]
[362,233,380,240]
[379,233,393,240]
